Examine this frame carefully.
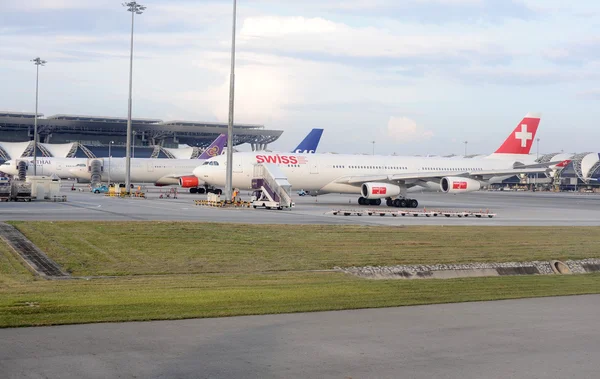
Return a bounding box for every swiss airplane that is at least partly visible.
[193,113,553,207]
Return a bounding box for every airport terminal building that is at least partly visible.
[0,111,283,159]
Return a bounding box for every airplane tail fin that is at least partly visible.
[493,113,541,155]
[198,134,227,159]
[555,159,571,168]
[292,128,324,153]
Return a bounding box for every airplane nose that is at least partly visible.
[192,166,206,178]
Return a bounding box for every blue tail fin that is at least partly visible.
[198,134,227,159]
[292,128,323,153]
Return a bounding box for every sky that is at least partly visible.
[0,0,599,155]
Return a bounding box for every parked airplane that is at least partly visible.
[0,134,227,193]
[193,113,553,207]
[0,129,324,193]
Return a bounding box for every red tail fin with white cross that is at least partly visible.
[494,113,541,155]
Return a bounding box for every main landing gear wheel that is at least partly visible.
[390,198,419,208]
[358,197,382,206]
[386,199,393,207]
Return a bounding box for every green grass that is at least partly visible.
[2,272,600,328]
[0,240,35,286]
[8,222,600,276]
[2,222,600,328]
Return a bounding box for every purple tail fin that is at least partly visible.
[198,134,227,159]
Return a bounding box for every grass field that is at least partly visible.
[1,222,600,328]
[8,222,600,276]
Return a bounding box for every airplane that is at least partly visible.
[0,134,227,193]
[0,129,324,193]
[193,113,556,207]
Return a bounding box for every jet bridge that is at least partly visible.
[251,163,294,210]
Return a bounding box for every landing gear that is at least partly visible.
[358,195,418,207]
[358,197,382,206]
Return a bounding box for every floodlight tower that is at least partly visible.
[123,1,146,193]
[225,0,238,202]
[31,57,47,176]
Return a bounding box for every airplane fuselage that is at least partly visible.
[194,152,536,194]
[3,157,205,185]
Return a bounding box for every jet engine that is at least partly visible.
[361,183,401,199]
[179,176,200,188]
[440,177,481,194]
[154,177,180,186]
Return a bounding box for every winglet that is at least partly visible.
[198,134,227,159]
[494,113,541,155]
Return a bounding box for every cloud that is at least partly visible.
[238,15,505,69]
[387,116,434,143]
[545,39,600,66]
[0,0,115,11]
[254,0,536,24]
[577,89,600,99]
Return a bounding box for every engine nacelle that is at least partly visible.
[361,183,401,199]
[179,176,200,188]
[155,177,180,186]
[440,177,481,194]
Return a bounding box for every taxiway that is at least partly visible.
[1,295,598,379]
[1,186,599,226]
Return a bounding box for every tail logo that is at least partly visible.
[206,146,221,157]
[515,125,533,148]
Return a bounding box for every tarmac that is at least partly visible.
[1,295,599,379]
[1,185,599,226]
[2,186,600,378]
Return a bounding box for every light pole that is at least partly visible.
[123,1,146,194]
[132,130,137,158]
[225,0,237,201]
[463,141,468,156]
[31,57,46,176]
[371,141,375,155]
[108,141,114,187]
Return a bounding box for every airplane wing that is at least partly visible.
[335,166,553,186]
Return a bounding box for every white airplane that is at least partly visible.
[0,129,326,193]
[193,113,555,207]
[0,134,228,192]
